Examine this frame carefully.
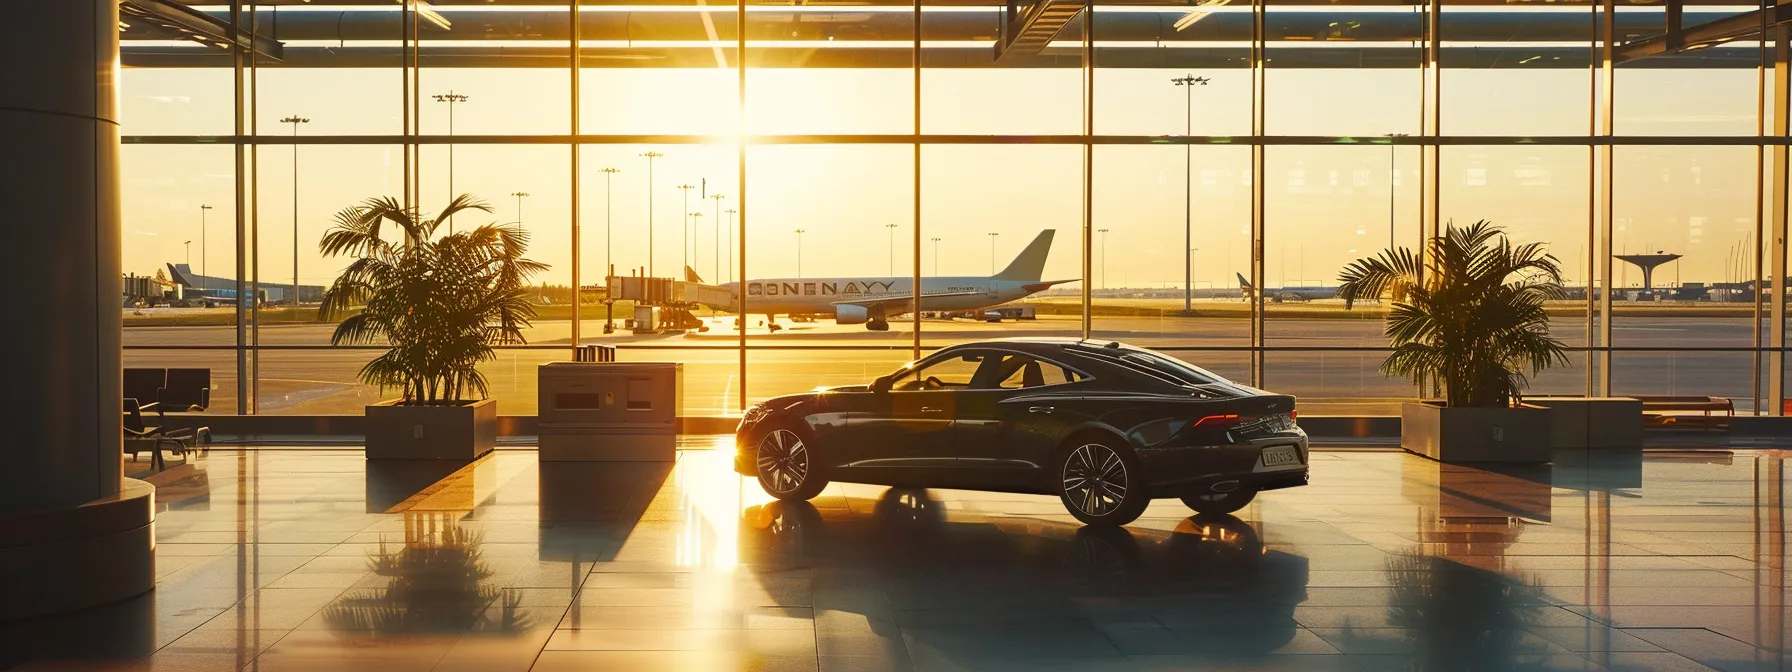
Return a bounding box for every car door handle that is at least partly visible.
[920,406,943,413]
[1029,406,1055,414]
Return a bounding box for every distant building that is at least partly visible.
[166,263,326,304]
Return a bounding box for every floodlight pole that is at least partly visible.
[931,237,942,276]
[689,210,704,279]
[199,204,213,285]
[712,193,726,282]
[677,184,696,276]
[1386,133,1407,253]
[886,223,899,276]
[1097,228,1110,290]
[601,167,620,331]
[1172,74,1208,312]
[724,209,737,282]
[281,115,308,305]
[640,152,662,279]
[432,91,470,233]
[795,229,807,277]
[511,191,530,225]
[988,232,999,274]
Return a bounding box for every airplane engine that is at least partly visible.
[835,304,870,325]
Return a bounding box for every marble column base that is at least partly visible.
[0,479,154,620]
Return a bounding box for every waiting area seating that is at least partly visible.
[123,367,211,414]
[1632,394,1734,430]
[122,368,213,469]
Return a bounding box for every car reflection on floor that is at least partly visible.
[739,488,1311,661]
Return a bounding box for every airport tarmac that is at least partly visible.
[123,314,1772,416]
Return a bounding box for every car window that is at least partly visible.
[892,351,989,391]
[988,354,1080,390]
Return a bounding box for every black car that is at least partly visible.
[734,338,1309,526]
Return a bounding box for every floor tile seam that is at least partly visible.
[524,564,602,670]
[161,535,370,662]
[1621,625,1788,653]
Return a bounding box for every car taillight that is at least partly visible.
[1289,410,1298,419]
[1192,413,1241,429]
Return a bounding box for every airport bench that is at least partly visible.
[1632,394,1734,430]
[122,367,213,413]
[123,398,191,470]
[122,367,213,451]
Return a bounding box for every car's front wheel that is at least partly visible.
[1181,489,1256,515]
[1056,438,1150,527]
[754,422,829,501]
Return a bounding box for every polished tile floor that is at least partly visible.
[3,442,1787,671]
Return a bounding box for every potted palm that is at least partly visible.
[319,195,545,460]
[1338,221,1566,463]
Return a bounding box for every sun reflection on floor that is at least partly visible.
[672,447,772,572]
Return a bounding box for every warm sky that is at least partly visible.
[120,63,1761,290]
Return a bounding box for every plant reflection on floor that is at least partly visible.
[1336,549,1552,671]
[323,516,529,637]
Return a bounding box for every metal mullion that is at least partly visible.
[1587,0,1600,397]
[737,0,748,414]
[1770,27,1789,415]
[1423,0,1441,252]
[912,0,922,361]
[232,0,248,416]
[1250,0,1266,387]
[571,0,581,358]
[1598,0,1616,397]
[249,1,260,415]
[1756,0,1769,415]
[402,0,414,212]
[1082,6,1093,341]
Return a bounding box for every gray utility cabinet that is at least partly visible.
[537,362,682,461]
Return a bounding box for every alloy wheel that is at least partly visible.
[757,428,809,494]
[1061,443,1129,517]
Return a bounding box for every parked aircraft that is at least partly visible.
[717,230,1073,331]
[1236,273,1341,302]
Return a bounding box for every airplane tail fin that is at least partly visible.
[684,266,705,284]
[1235,272,1254,291]
[995,230,1055,281]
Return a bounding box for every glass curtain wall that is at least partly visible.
[119,0,1787,418]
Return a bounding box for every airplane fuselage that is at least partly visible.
[725,276,1048,316]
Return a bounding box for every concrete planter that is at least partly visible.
[365,399,497,460]
[1524,397,1643,450]
[1401,401,1552,463]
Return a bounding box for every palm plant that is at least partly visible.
[1337,220,1568,408]
[318,195,546,404]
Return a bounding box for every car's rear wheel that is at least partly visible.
[1056,439,1150,527]
[1180,489,1256,515]
[754,422,828,501]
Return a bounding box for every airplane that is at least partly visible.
[1236,273,1341,302]
[716,229,1074,332]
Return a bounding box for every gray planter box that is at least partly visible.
[1401,401,1552,463]
[1524,396,1643,450]
[365,399,497,460]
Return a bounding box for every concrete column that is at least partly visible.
[0,1,153,621]
[0,1,124,513]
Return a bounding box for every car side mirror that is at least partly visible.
[871,374,895,393]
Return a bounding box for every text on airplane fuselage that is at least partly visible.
[747,280,905,297]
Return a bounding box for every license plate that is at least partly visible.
[1260,445,1301,467]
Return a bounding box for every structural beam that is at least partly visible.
[1614,0,1792,64]
[993,0,1087,63]
[120,0,284,61]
